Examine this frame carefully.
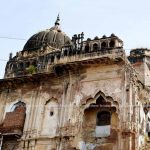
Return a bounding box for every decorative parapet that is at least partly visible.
[5,48,125,78]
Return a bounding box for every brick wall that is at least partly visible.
[0,106,26,134]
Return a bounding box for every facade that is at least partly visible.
[0,15,150,150]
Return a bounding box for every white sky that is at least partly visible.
[0,0,150,79]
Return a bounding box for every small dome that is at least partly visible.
[94,36,99,40]
[23,15,72,51]
[102,35,107,39]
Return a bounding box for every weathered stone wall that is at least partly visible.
[0,60,148,150]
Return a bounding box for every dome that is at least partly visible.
[23,15,72,51]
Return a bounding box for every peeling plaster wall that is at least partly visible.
[0,61,149,150]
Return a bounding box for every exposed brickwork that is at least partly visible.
[0,106,26,134]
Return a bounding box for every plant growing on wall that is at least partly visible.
[26,65,36,74]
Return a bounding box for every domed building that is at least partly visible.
[23,15,72,51]
[0,15,150,150]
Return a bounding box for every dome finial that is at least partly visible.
[55,14,60,26]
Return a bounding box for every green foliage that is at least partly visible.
[26,65,36,74]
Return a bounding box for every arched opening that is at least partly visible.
[9,63,13,71]
[20,62,24,69]
[26,62,30,68]
[51,55,55,63]
[83,93,118,139]
[101,42,107,49]
[109,40,115,48]
[31,60,37,67]
[85,45,90,53]
[12,64,17,72]
[10,101,26,112]
[77,50,81,54]
[56,53,61,60]
[69,49,72,56]
[93,43,98,51]
[96,111,111,126]
[72,49,76,55]
[64,50,68,56]
[96,110,111,137]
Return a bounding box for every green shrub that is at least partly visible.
[26,65,36,74]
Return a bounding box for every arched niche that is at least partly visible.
[41,98,59,136]
[31,60,37,66]
[96,111,111,126]
[25,62,30,68]
[93,43,98,51]
[10,101,26,112]
[109,40,115,48]
[85,44,90,53]
[68,49,73,56]
[9,63,13,71]
[101,41,107,49]
[4,100,26,114]
[83,92,119,138]
[19,62,24,69]
[64,49,68,56]
[51,55,55,63]
[56,53,61,60]
[12,63,17,71]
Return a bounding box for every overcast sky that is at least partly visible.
[0,0,150,79]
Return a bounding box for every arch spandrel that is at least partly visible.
[82,91,119,114]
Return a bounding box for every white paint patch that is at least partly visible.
[95,125,110,137]
[78,141,97,150]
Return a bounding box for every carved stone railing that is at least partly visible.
[6,48,125,78]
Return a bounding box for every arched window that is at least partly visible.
[56,53,61,60]
[31,61,37,67]
[109,40,115,48]
[101,42,107,49]
[72,49,76,55]
[69,49,72,56]
[51,55,55,63]
[77,50,81,54]
[96,111,111,137]
[12,64,17,71]
[19,62,24,69]
[26,62,30,68]
[93,43,98,51]
[10,101,26,112]
[64,50,68,56]
[85,45,90,53]
[96,111,111,126]
[9,63,13,71]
